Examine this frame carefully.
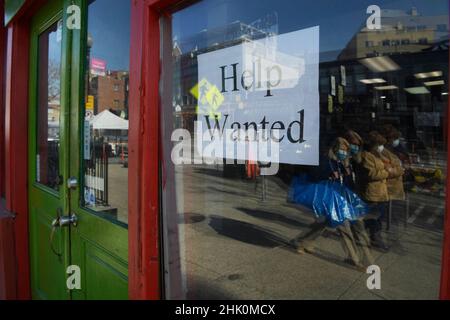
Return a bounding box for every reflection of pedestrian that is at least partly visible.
[246,161,260,179]
[381,124,409,165]
[359,131,391,251]
[211,92,219,107]
[295,138,373,270]
[344,130,363,165]
[199,83,209,103]
[245,135,260,179]
[382,148,405,201]
[343,130,375,266]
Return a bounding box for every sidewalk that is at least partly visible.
[178,164,443,300]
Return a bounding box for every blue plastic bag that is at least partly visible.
[288,175,369,227]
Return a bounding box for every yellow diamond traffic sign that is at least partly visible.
[205,85,224,110]
[191,78,224,117]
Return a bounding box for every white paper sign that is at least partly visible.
[195,26,320,165]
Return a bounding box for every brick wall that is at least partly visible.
[94,74,127,114]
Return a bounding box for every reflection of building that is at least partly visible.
[89,71,129,116]
[173,21,278,131]
[339,8,448,60]
[320,48,448,142]
[47,100,60,122]
[319,16,449,162]
[174,13,449,163]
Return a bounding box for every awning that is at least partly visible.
[90,110,129,130]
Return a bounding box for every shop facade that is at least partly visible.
[0,0,450,300]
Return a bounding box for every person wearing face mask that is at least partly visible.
[380,127,406,202]
[359,131,393,251]
[342,129,375,264]
[294,138,372,270]
[381,124,409,165]
[344,130,364,166]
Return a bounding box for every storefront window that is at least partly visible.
[82,0,131,224]
[161,0,449,299]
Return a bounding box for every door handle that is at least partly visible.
[55,213,78,228]
[50,209,78,258]
[51,208,78,228]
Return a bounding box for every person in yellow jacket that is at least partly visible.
[359,131,396,251]
[380,125,406,201]
[382,148,405,201]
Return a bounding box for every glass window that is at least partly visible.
[82,0,131,224]
[161,0,449,299]
[36,20,62,191]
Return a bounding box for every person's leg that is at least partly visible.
[352,219,375,266]
[365,202,389,251]
[337,220,363,268]
[295,221,326,253]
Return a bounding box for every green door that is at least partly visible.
[29,0,129,300]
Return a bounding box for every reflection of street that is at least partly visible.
[178,164,443,299]
[108,162,129,224]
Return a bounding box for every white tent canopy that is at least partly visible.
[90,110,129,130]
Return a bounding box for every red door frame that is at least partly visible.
[3,5,33,300]
[440,43,450,300]
[128,0,163,300]
[3,0,52,300]
[1,0,6,197]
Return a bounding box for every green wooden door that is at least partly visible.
[29,0,70,300]
[29,0,128,300]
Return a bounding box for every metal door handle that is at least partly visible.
[50,210,78,259]
[57,214,78,228]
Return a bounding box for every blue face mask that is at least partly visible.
[337,150,348,161]
[350,144,360,155]
[392,139,400,148]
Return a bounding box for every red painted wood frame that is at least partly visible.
[128,0,192,300]
[2,0,50,299]
[1,0,6,198]
[4,13,31,301]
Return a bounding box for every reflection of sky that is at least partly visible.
[87,0,131,71]
[48,25,62,101]
[173,0,449,60]
[43,0,449,69]
[48,23,61,64]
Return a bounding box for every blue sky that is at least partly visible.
[87,0,131,71]
[48,0,449,69]
[173,0,449,58]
